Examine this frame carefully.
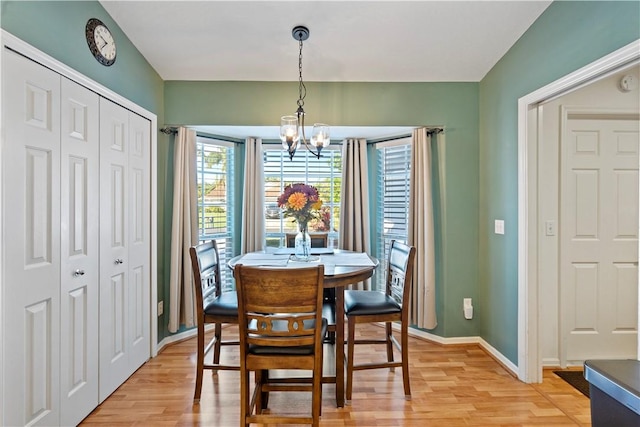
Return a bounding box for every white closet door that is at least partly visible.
[99,98,151,402]
[59,77,100,426]
[127,112,151,370]
[2,49,61,426]
[99,98,131,401]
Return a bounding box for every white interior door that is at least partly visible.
[2,49,61,426]
[59,77,100,426]
[99,97,131,401]
[560,114,639,365]
[99,98,150,402]
[127,112,151,371]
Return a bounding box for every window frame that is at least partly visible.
[262,143,343,249]
[375,136,412,289]
[195,135,236,289]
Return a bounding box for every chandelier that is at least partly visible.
[280,26,330,160]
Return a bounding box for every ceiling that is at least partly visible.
[100,0,552,138]
[101,0,551,82]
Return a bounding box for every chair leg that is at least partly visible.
[213,323,222,365]
[240,368,250,427]
[256,369,269,410]
[312,362,322,426]
[346,317,356,403]
[318,347,324,417]
[194,323,205,402]
[385,321,395,371]
[401,323,411,399]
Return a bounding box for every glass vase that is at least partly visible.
[294,221,312,261]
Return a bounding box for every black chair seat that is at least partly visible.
[203,291,238,317]
[249,319,328,355]
[344,290,401,316]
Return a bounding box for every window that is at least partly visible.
[263,146,342,249]
[196,136,235,289]
[376,138,411,289]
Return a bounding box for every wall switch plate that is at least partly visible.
[157,300,164,316]
[545,220,556,236]
[494,219,505,235]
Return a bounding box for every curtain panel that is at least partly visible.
[408,128,438,329]
[241,137,265,253]
[339,138,372,290]
[168,127,198,333]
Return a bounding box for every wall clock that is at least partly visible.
[85,18,116,66]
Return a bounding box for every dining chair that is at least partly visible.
[344,240,417,402]
[189,240,239,403]
[235,264,327,427]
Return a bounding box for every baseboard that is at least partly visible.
[543,357,561,367]
[156,324,216,353]
[386,323,519,378]
[477,337,519,377]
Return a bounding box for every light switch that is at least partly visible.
[494,219,505,235]
[545,220,556,236]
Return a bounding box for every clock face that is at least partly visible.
[85,18,116,66]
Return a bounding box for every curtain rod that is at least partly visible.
[160,126,177,135]
[367,127,444,145]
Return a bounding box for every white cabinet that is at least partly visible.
[2,48,151,426]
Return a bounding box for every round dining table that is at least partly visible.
[228,249,378,407]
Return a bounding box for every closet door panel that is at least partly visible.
[2,49,61,426]
[99,98,131,402]
[59,77,99,426]
[128,113,151,369]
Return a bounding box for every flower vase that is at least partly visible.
[294,222,312,261]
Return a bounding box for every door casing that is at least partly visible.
[518,39,640,383]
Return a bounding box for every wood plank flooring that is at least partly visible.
[80,325,591,426]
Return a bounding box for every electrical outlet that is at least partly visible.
[157,300,164,316]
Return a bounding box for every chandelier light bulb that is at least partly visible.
[311,123,330,151]
[280,115,299,153]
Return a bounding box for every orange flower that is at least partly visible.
[287,192,307,211]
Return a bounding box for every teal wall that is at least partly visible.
[1,1,171,340]
[478,1,640,363]
[165,80,480,338]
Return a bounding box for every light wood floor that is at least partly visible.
[80,324,591,426]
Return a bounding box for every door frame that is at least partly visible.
[517,39,640,383]
[0,31,160,413]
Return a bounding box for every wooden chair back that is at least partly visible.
[386,239,416,310]
[190,240,222,316]
[236,265,325,352]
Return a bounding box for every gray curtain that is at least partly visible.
[168,127,198,333]
[408,127,437,329]
[241,137,265,253]
[339,138,371,290]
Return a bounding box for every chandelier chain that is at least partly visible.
[297,38,306,109]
